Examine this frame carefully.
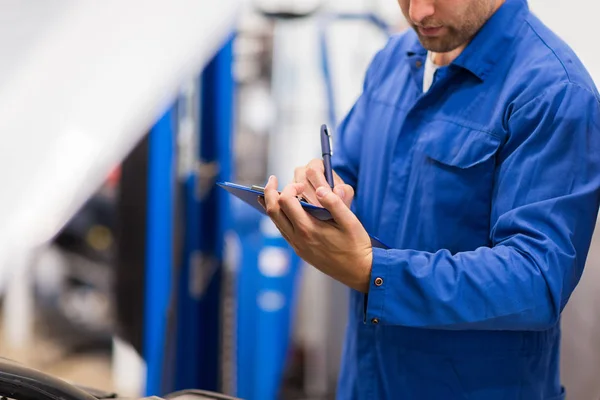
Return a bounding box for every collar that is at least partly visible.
[406,0,529,81]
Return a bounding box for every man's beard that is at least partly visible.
[414,24,478,53]
[412,1,495,53]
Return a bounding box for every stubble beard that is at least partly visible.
[413,1,496,53]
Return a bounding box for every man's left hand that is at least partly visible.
[261,175,373,293]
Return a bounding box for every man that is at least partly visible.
[262,0,600,398]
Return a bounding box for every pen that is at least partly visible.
[320,124,334,189]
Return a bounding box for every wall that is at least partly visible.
[528,2,600,399]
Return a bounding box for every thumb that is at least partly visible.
[316,186,358,230]
[333,184,354,209]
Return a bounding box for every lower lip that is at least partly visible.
[419,26,443,37]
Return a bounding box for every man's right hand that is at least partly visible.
[293,159,354,209]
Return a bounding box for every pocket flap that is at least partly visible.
[417,121,502,169]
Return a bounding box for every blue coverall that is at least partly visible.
[331,0,600,398]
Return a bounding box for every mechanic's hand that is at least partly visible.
[293,159,354,208]
[263,175,372,293]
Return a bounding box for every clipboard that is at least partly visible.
[217,181,390,249]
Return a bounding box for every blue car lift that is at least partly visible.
[143,31,303,399]
[142,12,389,400]
[143,36,235,396]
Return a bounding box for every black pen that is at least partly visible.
[320,124,334,189]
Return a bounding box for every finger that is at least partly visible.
[264,175,294,236]
[297,159,325,184]
[316,185,359,231]
[293,166,307,184]
[279,183,313,231]
[291,164,318,204]
[308,158,345,186]
[333,170,345,187]
[294,167,320,205]
[313,157,344,187]
[306,166,332,195]
[333,184,354,209]
[307,158,325,173]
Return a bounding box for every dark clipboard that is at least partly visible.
[217,181,390,249]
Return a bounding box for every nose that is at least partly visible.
[408,0,435,25]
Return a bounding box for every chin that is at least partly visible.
[418,36,460,53]
[418,38,446,52]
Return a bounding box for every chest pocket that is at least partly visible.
[409,120,503,252]
[416,121,502,169]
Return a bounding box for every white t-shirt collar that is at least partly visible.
[423,51,441,93]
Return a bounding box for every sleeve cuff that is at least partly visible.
[363,246,390,325]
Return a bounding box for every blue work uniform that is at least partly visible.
[331,0,600,398]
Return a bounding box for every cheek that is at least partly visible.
[398,0,410,18]
[434,1,466,24]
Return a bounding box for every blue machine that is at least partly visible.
[232,206,303,400]
[143,13,390,400]
[143,23,304,397]
[144,104,177,396]
[143,36,235,396]
[172,35,235,393]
